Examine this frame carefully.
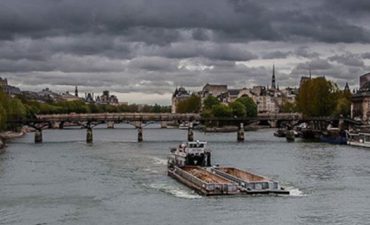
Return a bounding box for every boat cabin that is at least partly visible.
[168,140,211,168]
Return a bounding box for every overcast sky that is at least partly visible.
[1,0,370,105]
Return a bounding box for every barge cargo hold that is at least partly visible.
[168,140,289,196]
[168,166,239,195]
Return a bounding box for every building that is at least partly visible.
[351,73,370,121]
[0,77,21,95]
[95,90,119,105]
[60,91,81,102]
[0,77,7,89]
[271,65,276,90]
[201,84,228,99]
[171,87,190,113]
[85,93,95,103]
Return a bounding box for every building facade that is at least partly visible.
[351,73,370,121]
[171,87,190,113]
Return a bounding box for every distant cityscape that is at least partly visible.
[3,68,370,122]
[172,66,354,115]
[0,77,126,106]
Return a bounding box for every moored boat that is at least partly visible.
[167,140,289,195]
[346,131,370,148]
[320,129,347,145]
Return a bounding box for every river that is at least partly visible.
[1,125,370,225]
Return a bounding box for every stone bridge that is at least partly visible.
[11,112,357,144]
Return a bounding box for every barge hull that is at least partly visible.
[212,167,290,195]
[168,166,239,195]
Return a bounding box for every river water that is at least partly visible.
[1,126,370,225]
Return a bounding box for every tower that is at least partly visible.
[75,86,78,97]
[344,82,350,92]
[271,64,276,90]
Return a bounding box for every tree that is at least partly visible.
[296,77,338,117]
[203,96,220,110]
[280,101,296,113]
[333,90,352,117]
[235,96,257,117]
[176,95,201,113]
[211,104,232,118]
[229,101,246,118]
[0,104,6,131]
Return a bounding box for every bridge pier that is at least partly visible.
[269,120,277,128]
[188,122,194,141]
[160,121,168,128]
[107,121,115,129]
[86,127,93,143]
[34,129,43,143]
[138,127,143,142]
[237,123,244,142]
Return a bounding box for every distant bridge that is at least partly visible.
[9,112,359,143]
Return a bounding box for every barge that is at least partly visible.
[168,140,289,196]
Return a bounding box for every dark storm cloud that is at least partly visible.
[1,0,370,102]
[1,0,369,43]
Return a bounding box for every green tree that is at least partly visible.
[280,101,297,113]
[333,90,352,117]
[0,103,7,131]
[211,104,232,118]
[176,95,201,113]
[229,101,246,118]
[235,96,257,117]
[296,77,338,116]
[203,96,220,110]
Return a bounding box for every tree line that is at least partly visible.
[0,89,170,131]
[176,94,257,118]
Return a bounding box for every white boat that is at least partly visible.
[346,131,370,148]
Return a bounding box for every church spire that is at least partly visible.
[271,64,276,89]
[344,82,350,92]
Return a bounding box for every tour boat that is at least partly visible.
[167,140,289,195]
[346,131,370,148]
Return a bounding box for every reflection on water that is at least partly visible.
[1,128,370,225]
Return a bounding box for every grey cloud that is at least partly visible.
[294,47,320,58]
[362,52,370,59]
[262,51,291,59]
[329,53,365,67]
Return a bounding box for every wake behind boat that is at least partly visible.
[167,140,289,195]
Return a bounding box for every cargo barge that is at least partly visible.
[167,140,289,196]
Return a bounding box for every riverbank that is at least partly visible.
[0,129,27,153]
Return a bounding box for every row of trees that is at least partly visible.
[176,95,257,118]
[0,89,171,131]
[0,90,28,131]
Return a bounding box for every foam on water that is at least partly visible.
[286,187,305,197]
[151,157,167,165]
[148,183,202,199]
